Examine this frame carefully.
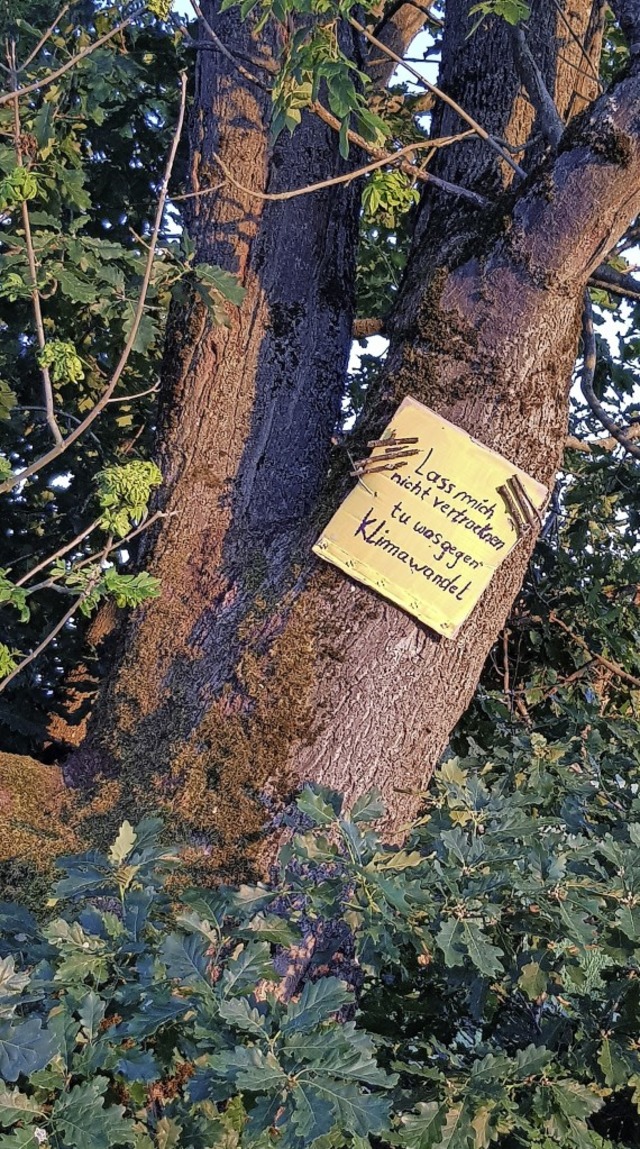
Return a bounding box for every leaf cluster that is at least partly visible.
[4,730,640,1146]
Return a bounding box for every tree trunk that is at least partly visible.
[64,0,640,877]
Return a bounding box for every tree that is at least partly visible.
[2,0,640,879]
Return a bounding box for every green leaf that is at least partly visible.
[282,977,352,1035]
[220,942,276,996]
[52,1078,136,1148]
[0,1089,43,1127]
[296,785,343,826]
[461,921,503,977]
[194,263,246,307]
[57,268,96,304]
[218,997,268,1036]
[161,933,213,994]
[397,1102,445,1149]
[78,990,105,1042]
[210,1045,287,1092]
[598,1037,629,1087]
[0,1019,56,1082]
[518,961,547,1000]
[350,788,386,823]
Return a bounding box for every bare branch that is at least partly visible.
[20,2,72,71]
[312,102,487,206]
[349,16,526,179]
[567,423,640,452]
[511,24,564,147]
[14,516,102,588]
[0,72,188,496]
[0,16,135,107]
[0,539,112,695]
[208,129,476,204]
[105,383,161,404]
[589,263,640,302]
[9,43,63,446]
[548,611,640,690]
[580,292,640,459]
[188,0,266,88]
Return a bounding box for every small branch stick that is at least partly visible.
[349,16,526,178]
[0,16,135,106]
[188,0,265,87]
[207,130,474,204]
[312,102,487,206]
[9,43,63,446]
[548,611,640,690]
[0,539,112,694]
[15,516,103,587]
[0,72,188,495]
[20,2,72,70]
[511,24,563,146]
[580,291,640,460]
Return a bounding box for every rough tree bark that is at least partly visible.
[61,0,640,876]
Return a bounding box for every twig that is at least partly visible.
[589,264,640,302]
[349,16,526,179]
[105,383,160,404]
[312,102,487,206]
[550,0,602,93]
[188,0,265,88]
[0,539,112,694]
[73,510,172,572]
[9,43,63,446]
[580,291,640,460]
[548,611,640,690]
[20,1,72,70]
[502,628,512,711]
[21,510,171,595]
[207,130,474,204]
[0,16,135,106]
[566,423,640,453]
[0,72,188,496]
[14,516,103,587]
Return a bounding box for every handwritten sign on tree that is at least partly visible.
[313,397,548,638]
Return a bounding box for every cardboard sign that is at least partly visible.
[313,397,548,638]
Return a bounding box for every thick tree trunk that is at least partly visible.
[65,0,640,876]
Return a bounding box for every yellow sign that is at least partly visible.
[313,397,548,638]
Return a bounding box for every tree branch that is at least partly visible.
[0,539,112,695]
[0,16,135,107]
[589,263,640,302]
[367,2,435,88]
[548,611,640,690]
[0,72,188,496]
[9,43,63,446]
[349,16,526,179]
[20,1,71,71]
[580,292,640,459]
[566,423,640,452]
[312,102,486,206]
[511,24,564,147]
[206,129,475,204]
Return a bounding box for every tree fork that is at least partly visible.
[52,0,640,873]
